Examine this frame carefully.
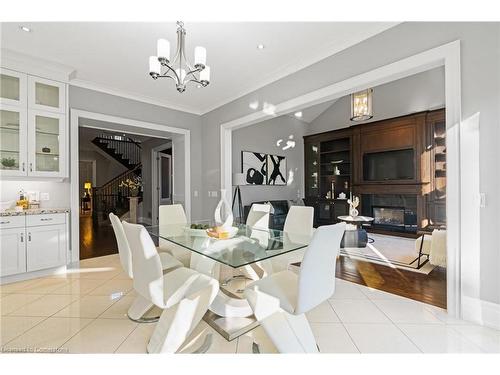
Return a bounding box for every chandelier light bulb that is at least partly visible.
[149,56,161,76]
[194,46,207,68]
[200,65,210,84]
[157,39,170,62]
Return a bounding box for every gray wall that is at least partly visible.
[232,115,305,207]
[79,149,127,187]
[307,67,445,135]
[70,86,204,220]
[201,22,500,306]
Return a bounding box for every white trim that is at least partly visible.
[462,296,500,331]
[70,79,203,116]
[220,40,466,318]
[69,109,191,263]
[151,142,173,225]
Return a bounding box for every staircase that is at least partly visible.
[91,134,143,223]
[91,134,141,169]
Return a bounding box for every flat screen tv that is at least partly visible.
[363,149,414,181]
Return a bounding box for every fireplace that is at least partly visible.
[361,194,417,233]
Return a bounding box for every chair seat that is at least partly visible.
[159,252,183,271]
[161,267,218,309]
[247,270,298,314]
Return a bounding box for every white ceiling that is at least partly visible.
[0,22,397,115]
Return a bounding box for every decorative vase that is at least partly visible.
[214,189,233,230]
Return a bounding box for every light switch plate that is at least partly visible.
[40,192,50,201]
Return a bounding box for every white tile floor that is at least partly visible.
[1,253,500,353]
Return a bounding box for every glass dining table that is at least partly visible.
[145,223,310,341]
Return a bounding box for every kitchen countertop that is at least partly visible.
[0,208,70,217]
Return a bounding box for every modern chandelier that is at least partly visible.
[148,21,210,93]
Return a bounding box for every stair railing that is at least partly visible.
[93,134,142,167]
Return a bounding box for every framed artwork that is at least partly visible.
[242,151,267,185]
[267,154,287,185]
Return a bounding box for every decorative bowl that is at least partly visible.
[206,226,239,240]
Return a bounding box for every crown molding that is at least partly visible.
[0,48,75,82]
[69,78,203,116]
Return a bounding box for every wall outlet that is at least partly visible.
[194,190,198,197]
[40,192,50,201]
[212,191,218,198]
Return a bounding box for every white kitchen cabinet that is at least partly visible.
[27,109,66,177]
[0,104,28,176]
[0,213,68,279]
[0,228,26,277]
[0,68,27,108]
[26,223,67,272]
[28,75,66,114]
[0,68,67,178]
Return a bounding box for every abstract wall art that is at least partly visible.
[242,151,267,185]
[241,151,287,186]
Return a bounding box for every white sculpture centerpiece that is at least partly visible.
[210,189,238,239]
[347,194,360,218]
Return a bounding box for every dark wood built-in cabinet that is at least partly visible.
[304,109,446,234]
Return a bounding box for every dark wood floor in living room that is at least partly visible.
[79,214,118,260]
[335,256,447,309]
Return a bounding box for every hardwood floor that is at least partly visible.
[79,214,118,260]
[335,255,447,309]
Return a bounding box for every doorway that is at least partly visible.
[70,110,191,263]
[151,143,173,224]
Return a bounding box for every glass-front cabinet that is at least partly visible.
[304,141,320,198]
[28,110,66,176]
[0,67,67,178]
[28,76,66,113]
[0,105,27,176]
[0,68,27,107]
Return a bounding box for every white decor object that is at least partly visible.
[347,194,360,217]
[350,88,373,121]
[214,189,233,230]
[148,21,210,93]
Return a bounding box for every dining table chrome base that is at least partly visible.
[203,288,259,341]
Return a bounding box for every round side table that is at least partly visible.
[338,215,374,248]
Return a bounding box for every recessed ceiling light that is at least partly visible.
[294,111,303,118]
[257,44,265,50]
[19,25,32,33]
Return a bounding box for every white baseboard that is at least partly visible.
[1,266,67,285]
[462,295,500,330]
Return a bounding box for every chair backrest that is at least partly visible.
[122,221,165,307]
[109,212,133,278]
[246,203,271,230]
[284,206,314,238]
[159,204,187,226]
[296,222,346,314]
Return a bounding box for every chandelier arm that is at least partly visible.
[161,64,180,83]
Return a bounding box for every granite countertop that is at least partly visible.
[0,208,70,217]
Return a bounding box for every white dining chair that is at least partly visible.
[246,203,271,230]
[158,204,192,267]
[109,213,183,322]
[271,206,314,273]
[122,221,219,353]
[244,222,346,353]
